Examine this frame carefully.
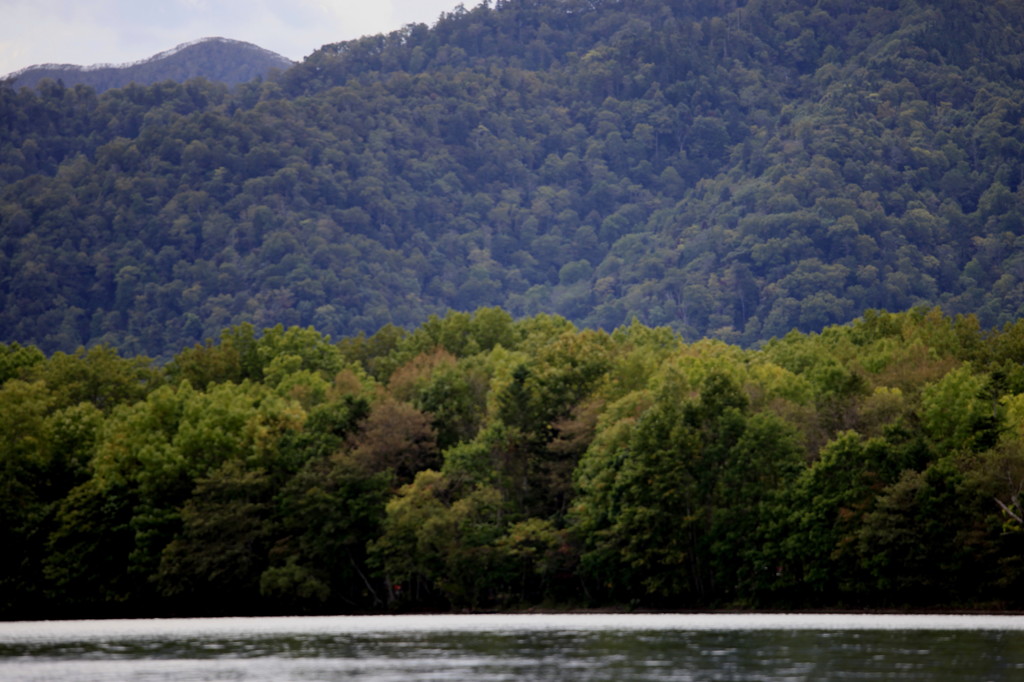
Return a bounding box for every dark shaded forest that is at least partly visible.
[2,0,1024,359]
[4,308,1024,619]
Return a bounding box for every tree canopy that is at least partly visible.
[5,308,1024,617]
[2,0,1024,358]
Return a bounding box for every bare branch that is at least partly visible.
[995,496,1024,525]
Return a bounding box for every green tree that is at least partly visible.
[263,451,391,612]
[29,345,158,411]
[0,380,56,617]
[155,461,274,614]
[767,432,894,605]
[855,463,975,606]
[574,371,801,606]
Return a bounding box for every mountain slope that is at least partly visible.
[1,0,1023,358]
[5,38,294,92]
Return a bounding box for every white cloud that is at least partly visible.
[1,0,464,77]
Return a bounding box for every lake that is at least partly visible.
[1,613,1023,681]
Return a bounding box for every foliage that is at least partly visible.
[5,0,1024,616]
[3,0,1024,358]
[3,309,1024,617]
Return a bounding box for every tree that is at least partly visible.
[0,380,56,617]
[919,364,1001,453]
[166,323,262,387]
[0,342,45,384]
[766,431,894,605]
[155,461,274,614]
[29,345,157,411]
[367,469,454,608]
[574,370,802,606]
[348,397,440,484]
[263,452,391,612]
[855,463,975,606]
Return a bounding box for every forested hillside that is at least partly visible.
[5,38,294,93]
[4,308,1024,618]
[2,0,1024,358]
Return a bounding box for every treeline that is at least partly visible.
[3,0,1024,358]
[4,307,1024,619]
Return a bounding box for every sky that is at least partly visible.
[1,0,467,78]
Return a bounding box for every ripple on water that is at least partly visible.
[2,614,1024,681]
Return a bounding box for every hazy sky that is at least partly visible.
[1,0,466,77]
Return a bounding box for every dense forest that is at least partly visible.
[2,0,1024,358]
[5,0,1024,619]
[5,38,294,93]
[3,307,1024,618]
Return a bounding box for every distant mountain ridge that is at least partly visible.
[5,37,294,92]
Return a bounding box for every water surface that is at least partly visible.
[1,613,1023,681]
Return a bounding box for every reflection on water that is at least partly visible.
[1,614,1024,681]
